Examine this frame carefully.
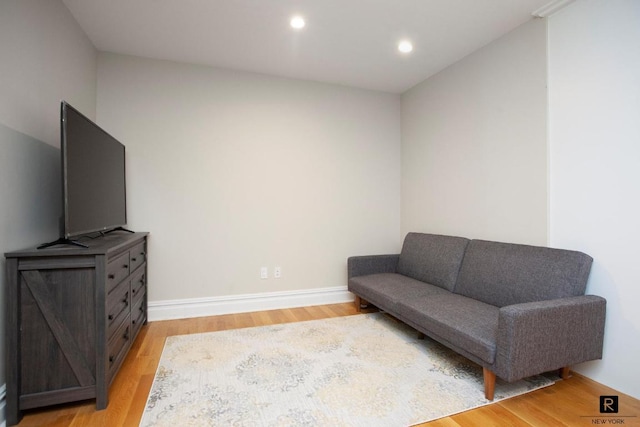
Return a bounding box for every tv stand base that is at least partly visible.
[37,238,89,250]
[103,227,135,235]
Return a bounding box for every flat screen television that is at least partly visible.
[38,101,128,249]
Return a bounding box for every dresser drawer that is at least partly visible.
[106,251,130,293]
[129,242,146,274]
[107,316,131,381]
[106,279,130,340]
[130,268,146,304]
[131,293,146,339]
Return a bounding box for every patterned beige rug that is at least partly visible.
[140,313,553,426]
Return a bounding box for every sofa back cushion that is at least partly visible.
[454,239,593,307]
[397,233,470,292]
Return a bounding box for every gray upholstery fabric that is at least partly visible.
[396,294,499,364]
[494,295,606,381]
[348,273,450,310]
[346,233,605,386]
[454,240,593,307]
[396,233,469,292]
[347,254,399,279]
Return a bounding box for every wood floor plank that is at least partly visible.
[288,306,315,322]
[421,418,463,427]
[230,312,254,329]
[495,389,567,426]
[448,403,529,427]
[13,302,640,426]
[122,374,155,426]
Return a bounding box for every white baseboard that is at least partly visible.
[147,286,354,321]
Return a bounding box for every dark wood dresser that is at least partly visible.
[4,231,149,426]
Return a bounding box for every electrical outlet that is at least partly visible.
[274,266,281,278]
[260,267,268,279]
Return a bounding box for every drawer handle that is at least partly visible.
[132,288,136,294]
[108,274,115,279]
[108,314,114,320]
[122,264,129,269]
[109,356,114,363]
[139,305,144,312]
[131,257,137,262]
[123,331,130,340]
[132,319,136,325]
[123,293,129,306]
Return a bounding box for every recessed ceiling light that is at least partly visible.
[398,40,413,53]
[290,16,305,29]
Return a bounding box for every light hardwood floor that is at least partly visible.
[14,303,640,426]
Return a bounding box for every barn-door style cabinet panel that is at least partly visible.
[5,232,149,426]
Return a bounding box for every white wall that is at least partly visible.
[96,53,402,303]
[0,0,97,420]
[548,0,640,399]
[0,0,96,148]
[401,19,548,245]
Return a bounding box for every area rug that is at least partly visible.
[140,313,554,427]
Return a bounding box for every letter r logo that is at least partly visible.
[600,395,618,413]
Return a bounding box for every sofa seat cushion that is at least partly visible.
[397,294,499,364]
[349,273,450,310]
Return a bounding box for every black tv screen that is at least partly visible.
[62,101,127,238]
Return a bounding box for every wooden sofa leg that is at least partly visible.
[354,296,370,312]
[559,366,571,380]
[483,368,496,401]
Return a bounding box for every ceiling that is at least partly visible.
[62,0,554,94]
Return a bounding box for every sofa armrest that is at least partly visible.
[347,254,399,279]
[494,295,606,382]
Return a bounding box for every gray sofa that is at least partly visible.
[348,232,606,400]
